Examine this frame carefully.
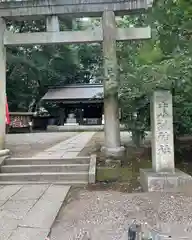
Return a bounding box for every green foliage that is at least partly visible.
[6,19,102,111]
[6,2,192,141]
[119,0,192,140]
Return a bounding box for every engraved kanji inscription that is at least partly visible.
[157,131,169,141]
[157,101,169,118]
[157,144,171,155]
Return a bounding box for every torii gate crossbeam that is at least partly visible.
[0,0,152,19]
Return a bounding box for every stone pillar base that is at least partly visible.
[0,149,10,166]
[140,168,192,192]
[101,146,125,158]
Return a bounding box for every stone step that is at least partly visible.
[0,172,88,182]
[0,180,87,185]
[5,157,90,165]
[1,164,89,173]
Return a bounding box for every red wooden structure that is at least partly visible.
[6,97,10,125]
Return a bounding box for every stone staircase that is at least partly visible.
[0,155,96,185]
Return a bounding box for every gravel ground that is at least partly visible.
[5,132,77,157]
[50,189,192,240]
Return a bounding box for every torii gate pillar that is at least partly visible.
[101,11,125,158]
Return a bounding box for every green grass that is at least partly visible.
[96,160,152,182]
[97,167,136,182]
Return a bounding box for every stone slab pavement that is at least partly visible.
[5,132,78,158]
[0,184,70,240]
[0,133,98,239]
[49,189,192,240]
[33,132,96,158]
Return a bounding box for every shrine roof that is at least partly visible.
[42,84,103,102]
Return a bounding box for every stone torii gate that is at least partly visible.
[1,0,190,192]
[0,0,152,157]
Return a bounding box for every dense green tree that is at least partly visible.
[6,1,192,144]
[118,0,192,144]
[6,19,102,111]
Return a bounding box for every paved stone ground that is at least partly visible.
[0,184,70,240]
[5,132,77,157]
[33,132,95,158]
[50,189,192,240]
[0,132,97,239]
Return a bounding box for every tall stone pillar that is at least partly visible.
[0,18,6,150]
[140,89,192,191]
[102,11,124,158]
[151,90,175,172]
